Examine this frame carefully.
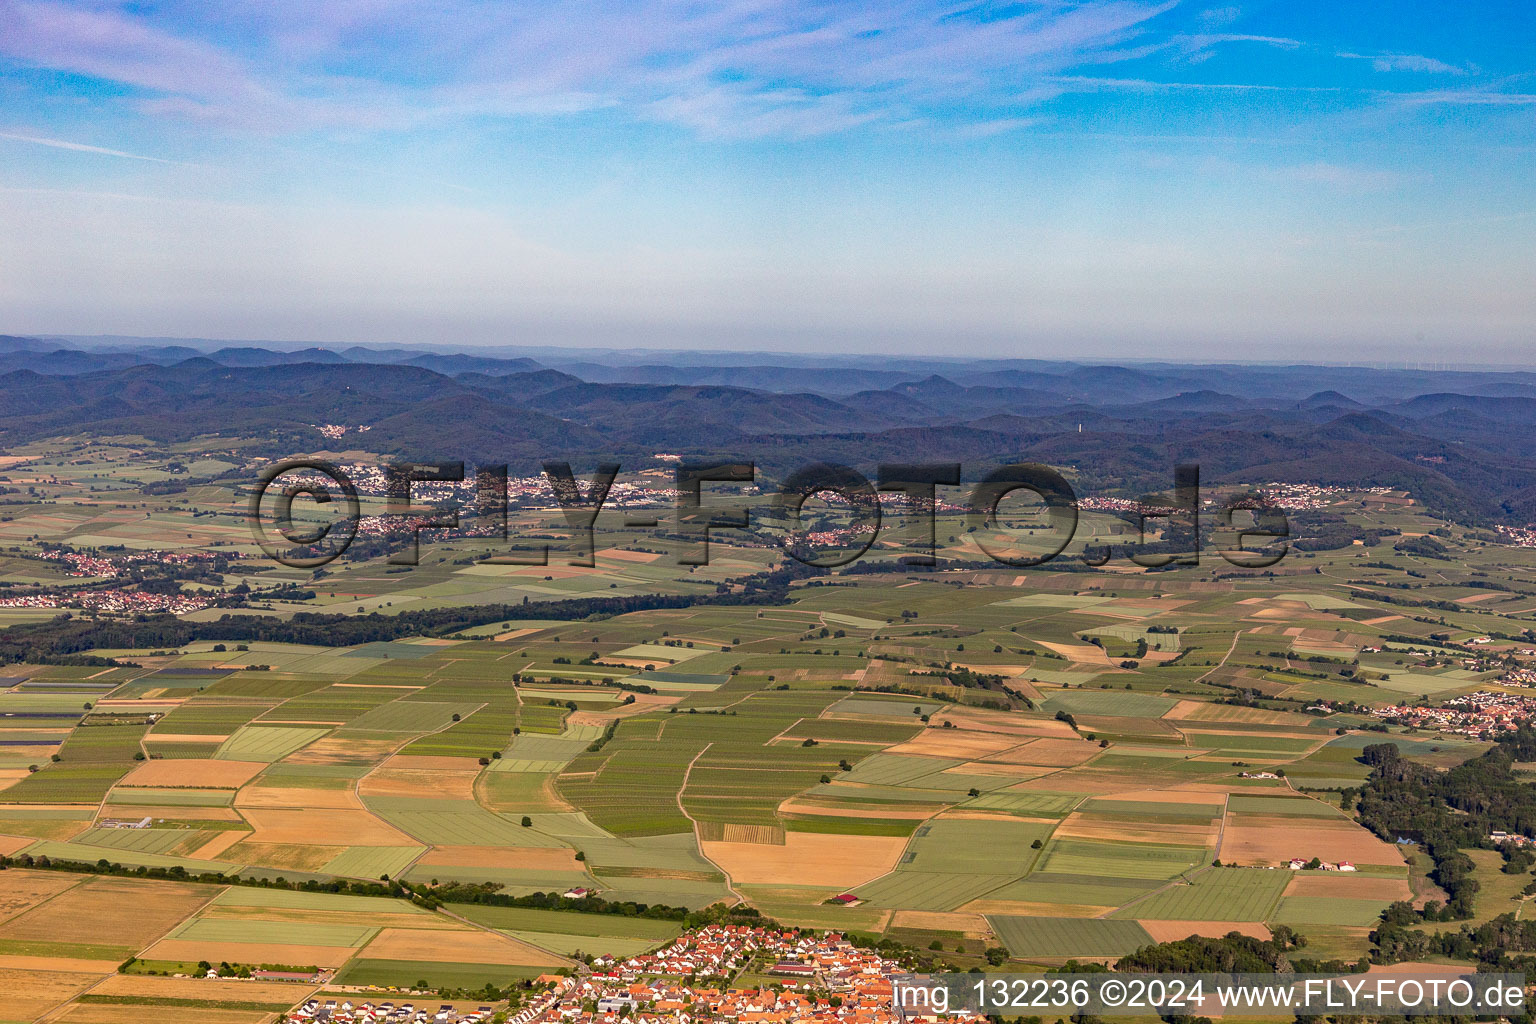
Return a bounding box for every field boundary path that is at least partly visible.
[1194,628,1248,685]
[677,743,748,905]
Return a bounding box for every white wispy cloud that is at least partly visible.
[0,0,1201,138]
[0,130,176,163]
[1196,6,1243,29]
[1178,33,1302,52]
[1047,75,1340,94]
[1396,89,1536,106]
[1339,51,1470,75]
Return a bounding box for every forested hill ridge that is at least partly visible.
[4,335,1536,522]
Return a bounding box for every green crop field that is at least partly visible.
[347,699,485,734]
[2,761,136,803]
[69,827,208,854]
[53,722,148,760]
[450,904,682,940]
[212,886,434,914]
[990,916,1155,958]
[368,797,568,847]
[402,702,519,757]
[215,725,329,761]
[1040,840,1206,880]
[966,791,1083,816]
[150,702,272,735]
[1112,868,1290,921]
[322,845,424,879]
[1041,690,1178,718]
[171,917,376,946]
[1271,896,1389,926]
[903,818,1053,874]
[852,869,1017,911]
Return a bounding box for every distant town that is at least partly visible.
[285,925,946,1024]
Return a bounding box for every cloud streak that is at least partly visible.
[0,0,1208,137]
[1338,51,1470,75]
[0,130,176,163]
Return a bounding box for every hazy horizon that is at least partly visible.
[5,331,1528,373]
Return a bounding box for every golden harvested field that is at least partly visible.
[703,831,906,888]
[117,759,266,788]
[1139,920,1273,942]
[1036,641,1117,665]
[235,785,362,809]
[55,1004,272,1024]
[417,845,583,870]
[360,767,477,801]
[0,832,42,856]
[886,730,1019,759]
[361,926,567,966]
[1284,874,1412,901]
[240,807,414,845]
[0,768,32,791]
[1,876,213,947]
[0,966,107,1020]
[983,738,1100,767]
[596,548,661,562]
[1221,815,1406,867]
[939,709,1078,737]
[1108,597,1193,611]
[222,841,338,871]
[186,831,249,860]
[0,744,57,760]
[0,869,82,923]
[143,939,358,968]
[0,953,119,971]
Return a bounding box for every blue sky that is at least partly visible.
[0,1,1533,362]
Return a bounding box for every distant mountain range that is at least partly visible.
[2,333,1534,523]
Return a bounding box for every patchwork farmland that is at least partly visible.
[0,468,1530,1016]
